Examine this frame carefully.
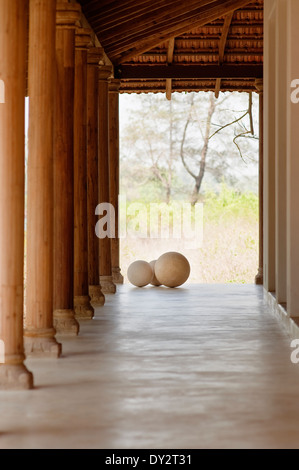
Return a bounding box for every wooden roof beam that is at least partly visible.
[219,13,234,62]
[91,0,188,29]
[96,0,217,41]
[166,37,175,100]
[105,14,256,58]
[111,0,253,64]
[103,2,224,51]
[81,0,154,17]
[120,83,258,93]
[116,64,263,79]
[167,37,175,64]
[215,11,234,98]
[166,79,172,100]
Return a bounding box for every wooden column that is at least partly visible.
[286,0,299,316]
[87,48,105,306]
[109,79,124,284]
[255,80,263,285]
[275,0,287,305]
[53,2,81,334]
[25,0,62,357]
[98,66,116,294]
[73,28,94,320]
[263,1,276,293]
[0,0,33,389]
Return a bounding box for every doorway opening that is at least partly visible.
[119,91,259,284]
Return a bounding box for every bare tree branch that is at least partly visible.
[151,163,167,187]
[233,131,251,162]
[248,92,254,136]
[209,110,248,140]
[180,112,197,179]
[209,92,254,141]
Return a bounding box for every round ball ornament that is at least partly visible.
[127,260,153,287]
[155,252,190,288]
[149,260,162,286]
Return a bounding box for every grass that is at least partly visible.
[120,185,259,284]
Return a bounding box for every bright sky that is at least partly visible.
[119,91,259,193]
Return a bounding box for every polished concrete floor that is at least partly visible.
[1,283,299,449]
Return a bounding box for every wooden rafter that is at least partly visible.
[94,0,214,34]
[167,37,175,63]
[166,37,175,100]
[219,13,234,62]
[108,0,253,64]
[215,11,234,98]
[83,0,179,21]
[97,0,215,42]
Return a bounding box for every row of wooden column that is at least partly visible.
[0,0,123,389]
[263,0,299,317]
[255,81,263,286]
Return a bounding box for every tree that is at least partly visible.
[150,100,176,204]
[120,94,202,202]
[180,92,216,205]
[180,91,256,205]
[120,94,180,203]
[120,91,259,203]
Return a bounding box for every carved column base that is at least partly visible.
[53,309,80,336]
[255,267,263,285]
[112,267,124,284]
[0,364,34,390]
[89,285,105,307]
[100,275,116,294]
[74,295,94,320]
[24,328,62,358]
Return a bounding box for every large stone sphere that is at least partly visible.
[149,260,162,286]
[155,252,190,288]
[127,260,153,287]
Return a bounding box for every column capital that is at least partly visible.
[98,65,114,81]
[255,78,263,93]
[56,2,81,29]
[88,47,105,66]
[75,28,92,50]
[109,79,121,93]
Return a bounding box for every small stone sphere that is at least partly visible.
[155,252,190,288]
[149,260,162,286]
[127,260,153,287]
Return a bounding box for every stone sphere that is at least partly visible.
[155,252,190,288]
[149,260,162,286]
[127,260,153,287]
